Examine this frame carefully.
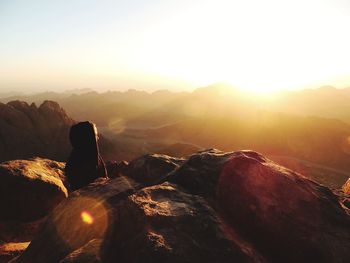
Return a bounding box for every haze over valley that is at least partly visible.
[2,84,350,188]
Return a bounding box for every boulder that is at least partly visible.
[217,151,350,263]
[59,239,102,263]
[101,182,265,263]
[123,154,184,186]
[168,148,236,197]
[16,177,139,263]
[0,217,46,243]
[13,150,350,263]
[0,158,68,222]
[0,242,29,263]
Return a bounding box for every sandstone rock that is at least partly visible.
[115,160,128,177]
[0,217,46,243]
[0,158,68,222]
[217,151,350,263]
[0,242,29,263]
[168,148,236,197]
[0,100,74,162]
[16,177,139,263]
[343,177,350,194]
[59,239,102,263]
[123,154,184,186]
[343,198,350,209]
[14,150,350,263]
[101,182,265,263]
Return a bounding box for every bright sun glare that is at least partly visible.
[126,0,350,94]
[1,0,350,93]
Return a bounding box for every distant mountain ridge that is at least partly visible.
[3,85,350,124]
[2,85,350,187]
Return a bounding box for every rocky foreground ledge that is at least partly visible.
[1,150,350,263]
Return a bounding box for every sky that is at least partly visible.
[1,0,350,93]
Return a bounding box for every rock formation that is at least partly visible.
[0,158,69,262]
[0,157,68,256]
[0,242,29,263]
[0,101,74,162]
[0,149,347,262]
[343,178,350,195]
[59,239,102,263]
[120,154,184,186]
[0,158,68,223]
[0,100,121,164]
[217,151,350,262]
[342,178,350,209]
[15,177,138,263]
[6,149,348,263]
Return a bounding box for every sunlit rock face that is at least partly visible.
[0,158,67,222]
[0,100,74,162]
[0,158,68,262]
[342,178,350,209]
[343,178,350,194]
[217,151,350,263]
[0,242,29,263]
[13,150,350,263]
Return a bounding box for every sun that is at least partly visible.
[124,0,350,94]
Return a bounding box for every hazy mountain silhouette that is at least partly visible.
[4,84,350,123]
[1,84,350,187]
[269,86,350,123]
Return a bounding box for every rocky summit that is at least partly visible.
[2,149,350,263]
[0,101,74,162]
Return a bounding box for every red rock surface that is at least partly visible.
[0,242,29,263]
[0,158,67,222]
[10,150,350,263]
[122,154,184,185]
[16,177,139,263]
[59,239,102,263]
[217,151,350,263]
[101,182,264,263]
[343,178,350,194]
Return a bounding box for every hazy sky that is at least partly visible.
[1,0,350,93]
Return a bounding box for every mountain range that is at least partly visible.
[1,84,350,188]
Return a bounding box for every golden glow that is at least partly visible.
[52,196,108,249]
[1,0,350,92]
[127,0,350,94]
[81,211,94,225]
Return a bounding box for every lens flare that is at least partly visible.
[81,211,94,225]
[53,196,109,249]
